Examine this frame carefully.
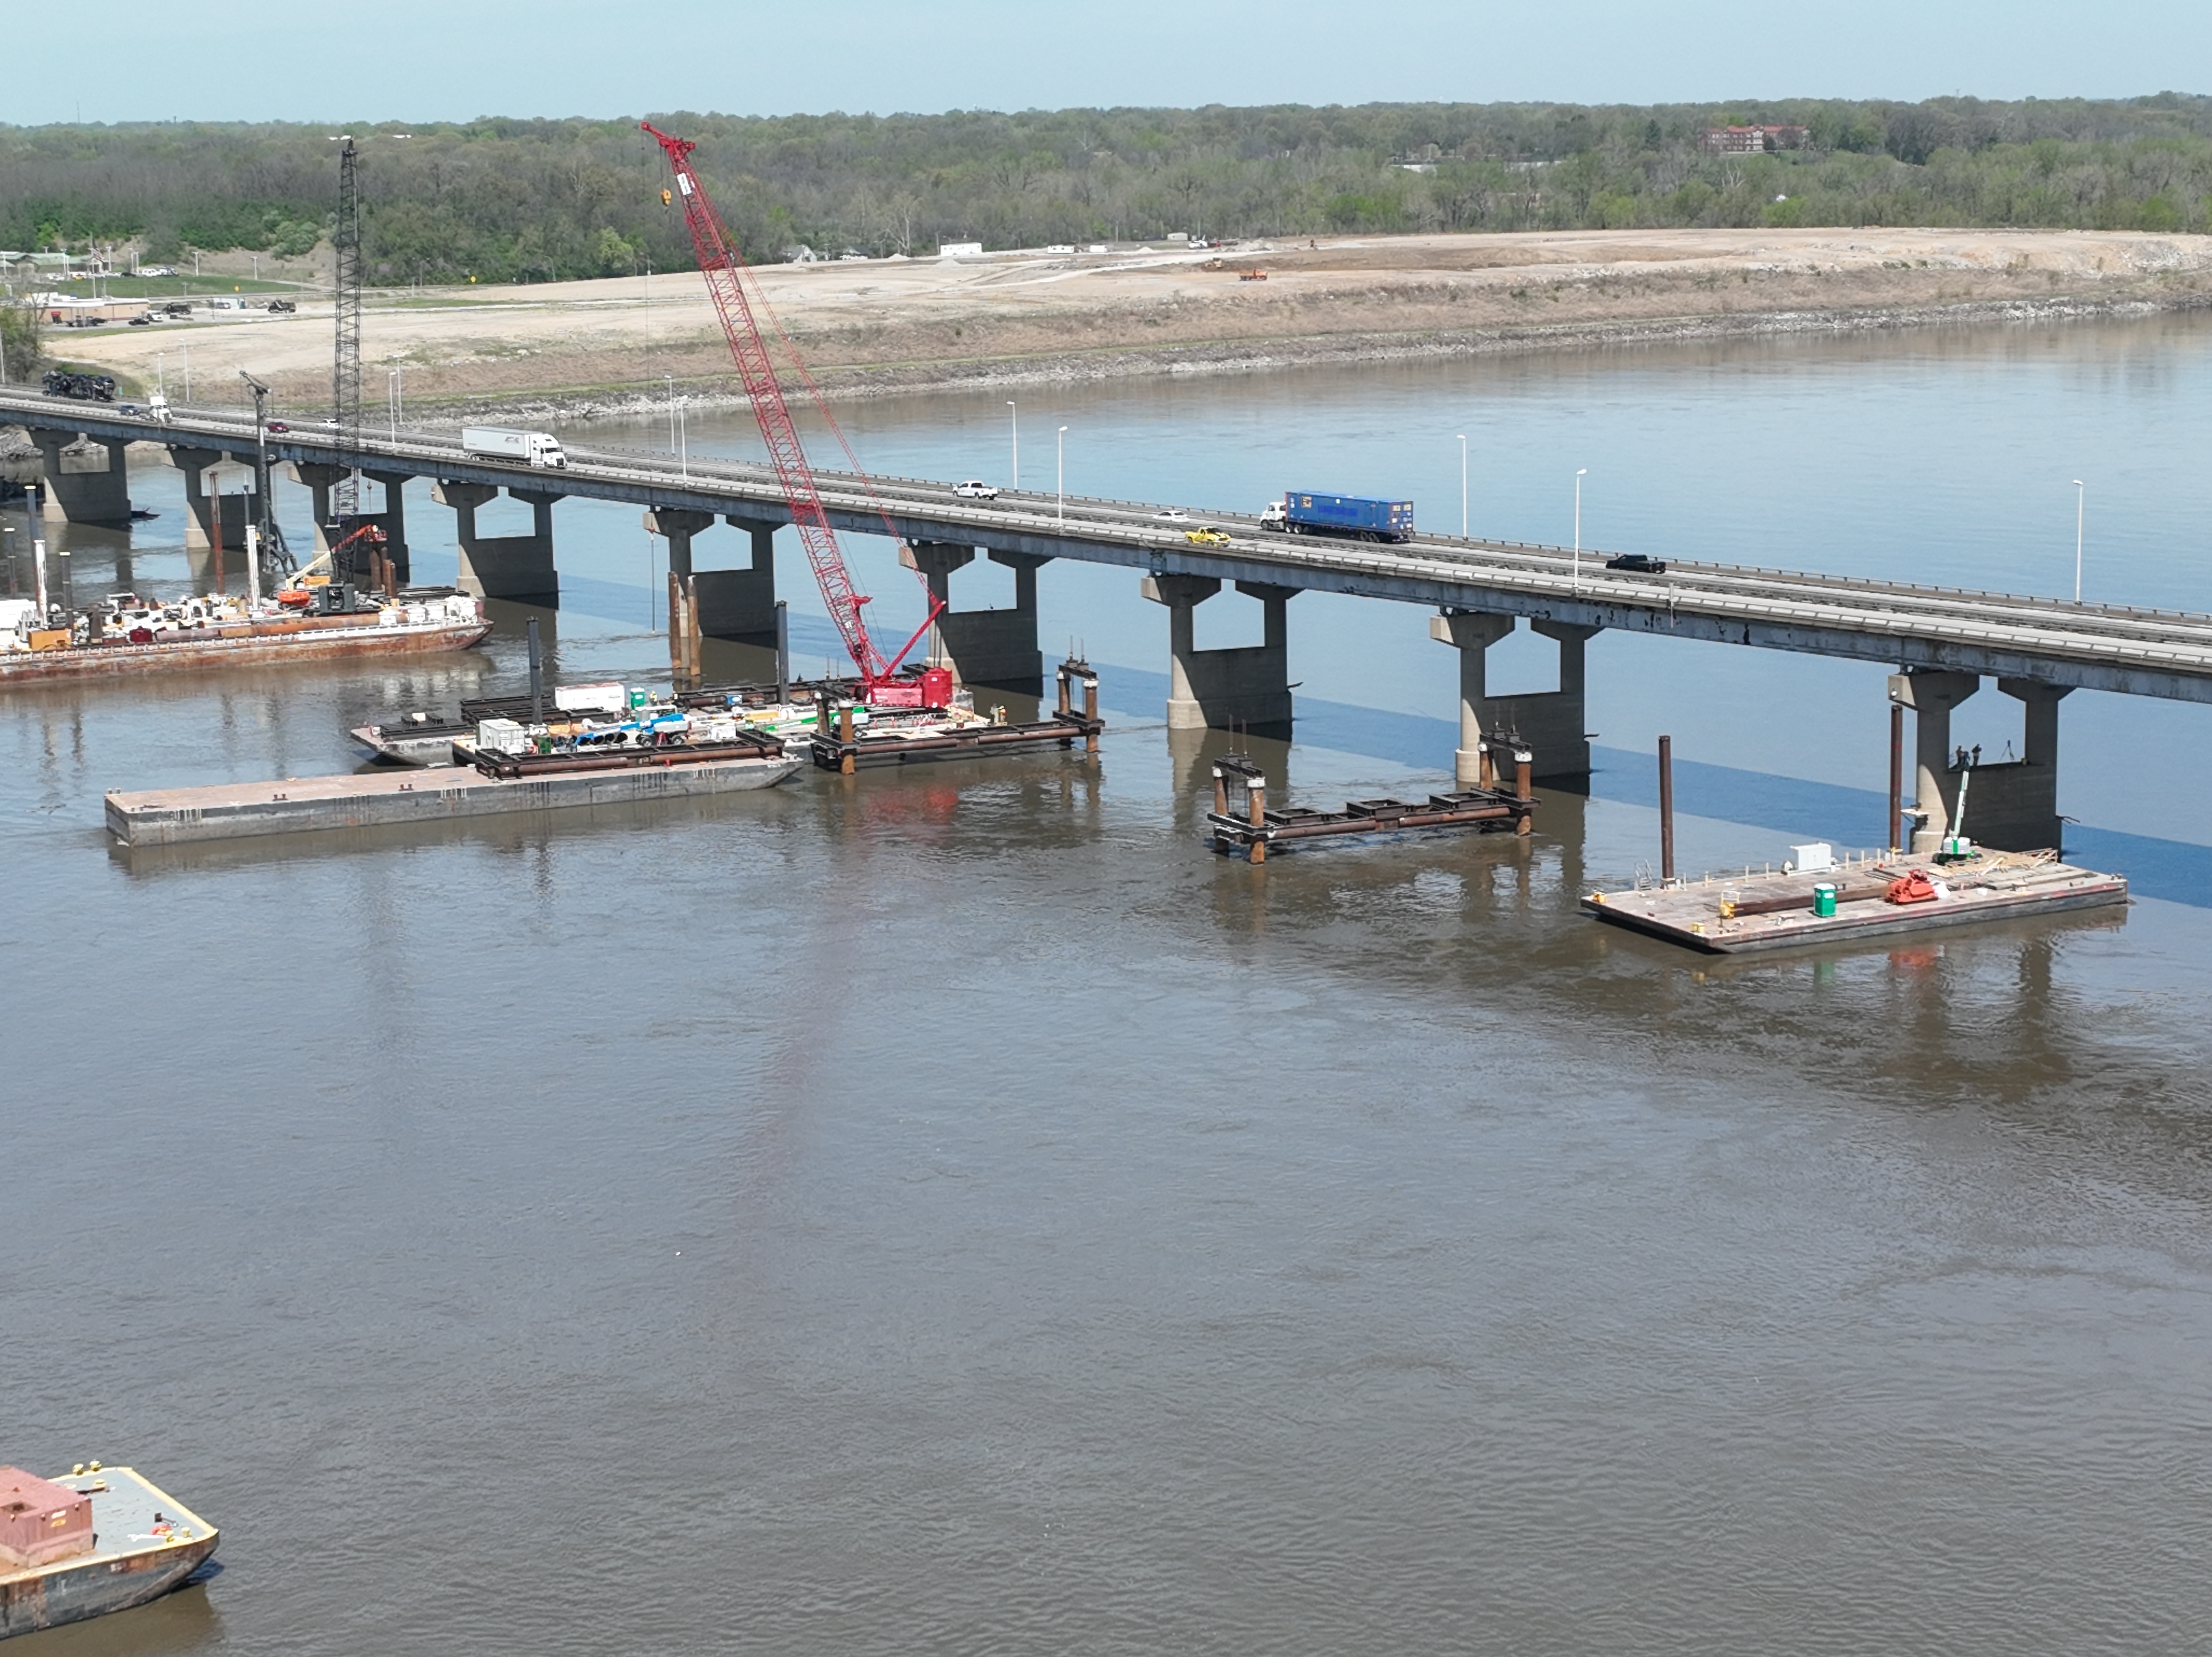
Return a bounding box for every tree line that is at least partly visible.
[3,94,2211,287]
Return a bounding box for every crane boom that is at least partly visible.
[642,121,939,697]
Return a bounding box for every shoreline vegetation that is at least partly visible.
[37,227,2212,424]
[10,94,2212,284]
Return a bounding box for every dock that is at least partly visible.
[106,748,802,846]
[1583,849,2127,953]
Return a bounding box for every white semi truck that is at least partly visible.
[460,426,569,469]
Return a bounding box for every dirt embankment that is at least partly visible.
[50,227,2212,419]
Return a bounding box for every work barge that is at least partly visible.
[1205,741,1537,863]
[811,657,1103,772]
[106,738,803,847]
[111,659,1106,849]
[1583,848,2128,954]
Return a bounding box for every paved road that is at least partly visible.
[10,389,2212,701]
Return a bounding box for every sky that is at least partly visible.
[5,0,2207,126]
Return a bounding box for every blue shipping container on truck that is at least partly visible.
[1283,491,1415,541]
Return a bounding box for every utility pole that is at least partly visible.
[331,135,364,517]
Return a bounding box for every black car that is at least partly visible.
[1604,552,1668,575]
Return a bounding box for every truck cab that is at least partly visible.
[1260,500,1288,531]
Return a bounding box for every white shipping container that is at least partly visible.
[553,681,626,714]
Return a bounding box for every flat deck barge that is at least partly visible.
[106,747,802,846]
[1583,849,2128,954]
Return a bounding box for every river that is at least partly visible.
[6,314,2212,1655]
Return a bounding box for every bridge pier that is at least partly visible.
[703,516,778,641]
[1889,669,1978,852]
[365,471,412,581]
[1430,610,1598,784]
[1142,573,1295,737]
[436,480,559,604]
[292,463,409,578]
[1892,669,2068,852]
[28,431,132,526]
[168,447,250,558]
[901,540,1049,691]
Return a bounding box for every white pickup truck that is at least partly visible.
[461,426,569,469]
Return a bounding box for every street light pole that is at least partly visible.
[1057,426,1067,523]
[680,397,689,480]
[2072,478,2085,603]
[1007,400,1018,490]
[1573,467,1588,592]
[667,374,677,454]
[1457,434,1467,538]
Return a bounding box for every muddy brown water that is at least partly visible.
[8,320,2212,1654]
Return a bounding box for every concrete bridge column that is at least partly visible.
[685,515,779,642]
[900,541,1050,690]
[644,508,715,580]
[1956,679,2072,852]
[168,447,251,557]
[364,470,412,581]
[1429,610,1600,784]
[289,462,347,550]
[435,480,560,604]
[1142,573,1295,737]
[902,540,973,667]
[1889,668,1980,854]
[645,508,716,680]
[28,431,132,526]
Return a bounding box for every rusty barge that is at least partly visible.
[0,588,490,684]
[1204,747,1537,864]
[0,1465,217,1640]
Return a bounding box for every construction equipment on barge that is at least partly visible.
[644,121,947,708]
[0,1464,217,1639]
[1206,742,1536,865]
[1,516,485,684]
[352,666,963,767]
[810,658,1103,773]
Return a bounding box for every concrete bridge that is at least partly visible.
[9,386,2212,857]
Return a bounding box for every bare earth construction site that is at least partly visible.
[50,226,2212,419]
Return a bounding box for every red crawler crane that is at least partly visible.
[643,121,946,706]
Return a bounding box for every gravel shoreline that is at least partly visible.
[453,286,2212,426]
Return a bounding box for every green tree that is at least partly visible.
[1,300,46,382]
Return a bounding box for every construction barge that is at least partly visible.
[1583,847,2128,954]
[106,730,801,847]
[1206,745,1537,863]
[1,1464,218,1640]
[810,657,1103,772]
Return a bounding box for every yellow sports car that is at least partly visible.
[1185,527,1231,546]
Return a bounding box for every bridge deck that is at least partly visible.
[10,387,2211,702]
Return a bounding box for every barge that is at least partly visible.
[1205,750,1535,864]
[0,1464,217,1640]
[810,658,1103,772]
[1583,847,2128,954]
[107,735,801,847]
[2,585,489,684]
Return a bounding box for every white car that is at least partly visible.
[953,479,1000,500]
[1153,507,1190,523]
